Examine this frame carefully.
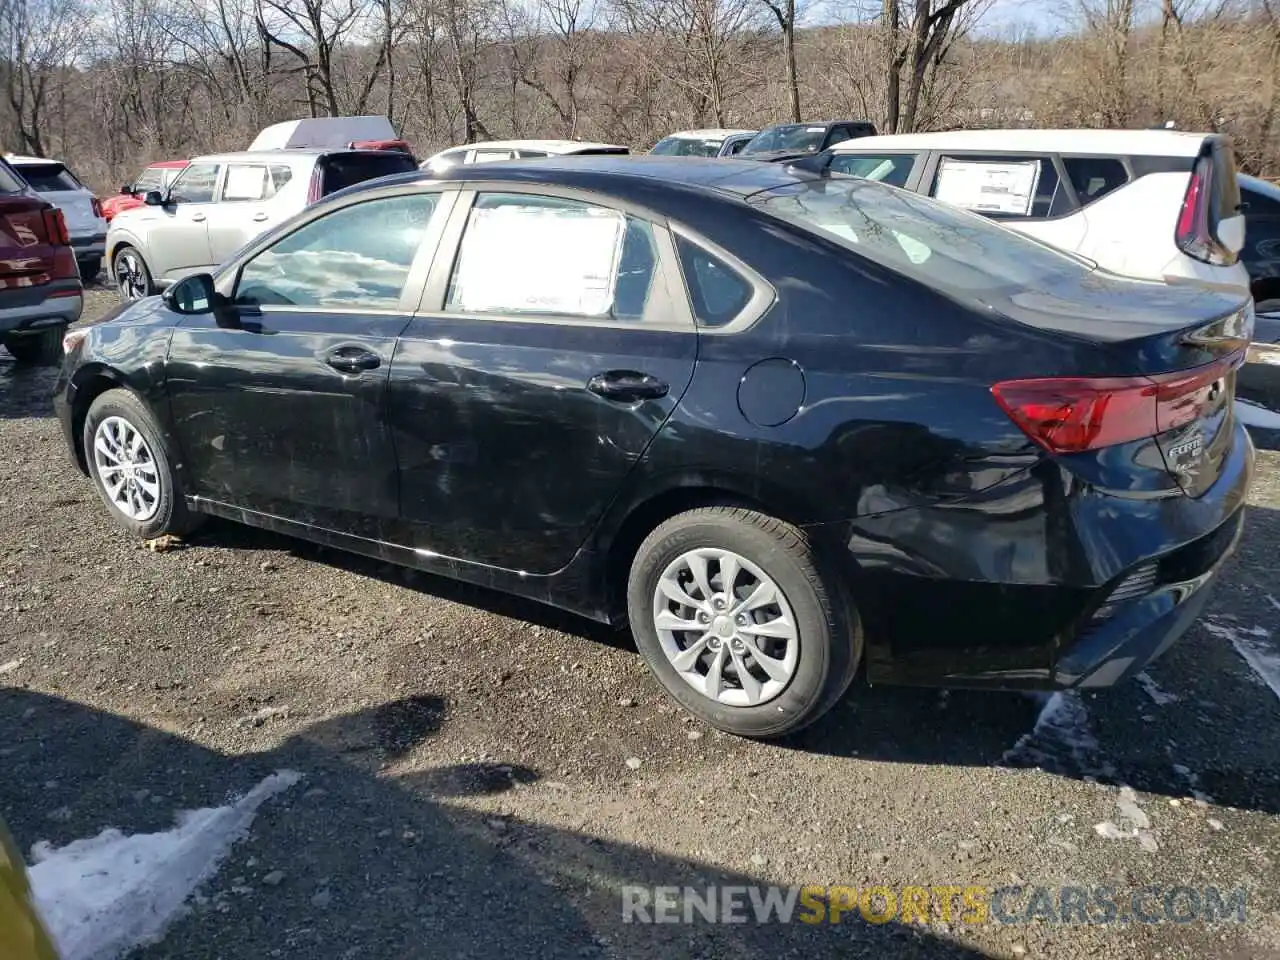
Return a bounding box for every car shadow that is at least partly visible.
[0,688,991,959]
[186,506,1280,818]
[0,353,61,419]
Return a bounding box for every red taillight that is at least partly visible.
[1176,169,1204,246]
[91,196,103,219]
[306,165,323,205]
[991,352,1244,454]
[1175,155,1235,266]
[41,208,69,246]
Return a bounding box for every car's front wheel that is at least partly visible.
[83,389,201,539]
[627,506,860,739]
[112,246,153,301]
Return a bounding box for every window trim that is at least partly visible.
[414,184,697,332]
[214,186,457,317]
[668,223,774,335]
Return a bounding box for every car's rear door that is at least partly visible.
[165,188,449,538]
[204,161,295,265]
[386,187,698,574]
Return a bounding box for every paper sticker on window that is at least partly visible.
[934,158,1039,216]
[451,204,625,316]
[223,165,267,201]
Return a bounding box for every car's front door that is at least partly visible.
[386,188,698,574]
[145,161,221,279]
[164,189,450,538]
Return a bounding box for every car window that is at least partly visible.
[1062,157,1129,206]
[162,168,186,188]
[471,149,516,164]
[725,139,749,156]
[269,164,293,194]
[651,137,722,158]
[740,124,828,155]
[1244,179,1280,217]
[133,168,163,192]
[445,192,658,322]
[16,162,80,192]
[517,149,549,159]
[221,164,270,202]
[829,153,917,188]
[168,162,220,204]
[752,176,1090,297]
[234,193,439,310]
[0,159,25,194]
[931,154,1069,220]
[674,236,752,328]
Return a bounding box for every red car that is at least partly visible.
[100,159,188,222]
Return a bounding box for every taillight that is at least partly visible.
[306,165,323,205]
[1175,155,1235,266]
[91,196,103,218]
[991,351,1245,454]
[42,208,70,246]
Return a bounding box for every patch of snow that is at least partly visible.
[1001,692,1107,776]
[1234,398,1280,430]
[1135,671,1178,706]
[29,769,302,960]
[1204,620,1280,704]
[1095,786,1158,852]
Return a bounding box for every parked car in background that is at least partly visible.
[58,156,1252,739]
[249,115,410,154]
[0,155,82,365]
[102,160,189,223]
[107,145,419,301]
[421,140,629,173]
[6,154,107,281]
[813,129,1248,296]
[1237,174,1280,310]
[736,121,876,161]
[648,129,757,158]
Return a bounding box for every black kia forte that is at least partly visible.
[54,157,1255,738]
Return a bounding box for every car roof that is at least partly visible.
[4,154,68,166]
[827,128,1214,156]
[663,129,758,140]
[447,139,628,154]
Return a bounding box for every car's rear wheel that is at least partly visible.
[113,246,153,301]
[627,506,860,738]
[3,325,65,366]
[83,389,201,539]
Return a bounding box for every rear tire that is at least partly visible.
[3,325,65,366]
[627,506,860,739]
[113,246,153,301]
[83,389,202,539]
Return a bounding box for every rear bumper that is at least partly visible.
[71,234,107,259]
[0,281,83,335]
[833,422,1254,689]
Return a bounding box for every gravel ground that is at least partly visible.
[2,287,1280,959]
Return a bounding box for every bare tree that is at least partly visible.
[0,0,91,154]
[760,0,799,121]
[502,0,596,137]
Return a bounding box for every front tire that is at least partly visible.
[113,246,153,301]
[3,325,65,365]
[83,389,201,539]
[627,506,860,739]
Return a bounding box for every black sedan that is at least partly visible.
[55,157,1254,738]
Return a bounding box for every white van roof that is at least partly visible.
[249,116,399,151]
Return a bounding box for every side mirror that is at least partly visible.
[164,274,218,315]
[143,190,164,206]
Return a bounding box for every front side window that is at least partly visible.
[234,193,439,310]
[168,163,221,204]
[740,124,828,155]
[222,164,270,202]
[445,192,658,321]
[828,153,918,188]
[133,168,163,193]
[752,177,1088,296]
[931,154,1069,220]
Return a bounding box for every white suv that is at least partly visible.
[813,129,1248,295]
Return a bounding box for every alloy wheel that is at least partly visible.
[116,251,148,300]
[92,415,161,521]
[651,547,800,707]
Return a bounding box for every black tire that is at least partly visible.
[112,245,153,301]
[78,257,102,283]
[3,325,65,366]
[83,388,202,539]
[627,506,861,739]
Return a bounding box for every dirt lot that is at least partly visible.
[2,288,1280,959]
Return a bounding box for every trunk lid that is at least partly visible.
[12,162,101,238]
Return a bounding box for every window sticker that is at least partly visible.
[223,165,267,201]
[934,158,1040,216]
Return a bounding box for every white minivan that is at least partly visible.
[810,129,1249,295]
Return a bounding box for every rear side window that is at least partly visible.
[269,165,293,193]
[931,154,1070,219]
[1062,157,1129,206]
[674,236,752,328]
[16,163,79,192]
[222,164,270,202]
[319,152,418,196]
[828,153,917,188]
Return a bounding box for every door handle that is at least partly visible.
[190,212,206,222]
[324,348,381,374]
[252,212,268,222]
[586,370,669,402]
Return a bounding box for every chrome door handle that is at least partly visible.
[252,213,268,222]
[190,213,206,222]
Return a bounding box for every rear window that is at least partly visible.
[751,177,1089,296]
[15,162,79,192]
[320,152,418,196]
[741,125,828,155]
